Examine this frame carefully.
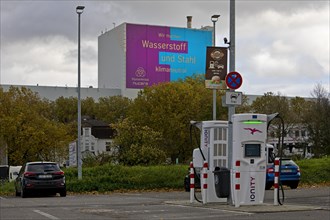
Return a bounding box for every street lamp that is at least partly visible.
[211,15,220,46]
[211,14,220,120]
[76,5,84,180]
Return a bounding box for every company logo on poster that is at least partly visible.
[126,24,212,89]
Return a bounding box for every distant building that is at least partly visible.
[267,124,311,158]
[98,22,213,98]
[68,117,116,167]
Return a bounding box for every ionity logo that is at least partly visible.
[244,128,262,135]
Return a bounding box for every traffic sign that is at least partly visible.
[225,91,242,105]
[225,71,242,90]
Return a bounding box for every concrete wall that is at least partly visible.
[98,23,126,91]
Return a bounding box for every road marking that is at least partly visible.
[33,210,59,220]
[166,204,253,215]
[0,197,7,200]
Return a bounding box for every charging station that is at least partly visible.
[231,113,268,207]
[192,120,229,203]
[190,113,278,207]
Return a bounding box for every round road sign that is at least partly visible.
[225,71,243,90]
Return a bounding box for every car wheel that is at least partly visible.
[290,181,299,189]
[60,190,66,197]
[265,183,273,190]
[21,188,27,198]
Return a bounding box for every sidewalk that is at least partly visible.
[165,200,323,213]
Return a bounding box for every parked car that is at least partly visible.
[266,158,301,190]
[15,161,66,198]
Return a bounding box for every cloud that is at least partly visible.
[0,1,329,97]
[236,3,329,96]
[2,36,83,86]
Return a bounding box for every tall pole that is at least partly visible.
[228,0,235,170]
[212,20,217,120]
[211,15,220,120]
[76,6,84,180]
[228,0,235,204]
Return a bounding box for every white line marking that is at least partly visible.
[166,204,253,215]
[33,210,59,220]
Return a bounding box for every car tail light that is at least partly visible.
[267,168,274,173]
[54,171,64,176]
[24,172,37,177]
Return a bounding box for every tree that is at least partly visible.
[126,75,222,163]
[250,92,297,156]
[250,92,291,129]
[111,118,166,165]
[0,87,73,165]
[82,97,97,118]
[305,84,330,156]
[53,96,77,123]
[95,96,132,124]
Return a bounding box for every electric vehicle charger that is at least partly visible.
[189,115,283,206]
[189,122,205,203]
[267,113,285,205]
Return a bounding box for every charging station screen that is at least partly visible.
[245,144,261,157]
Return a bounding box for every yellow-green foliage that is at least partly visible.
[0,181,15,195]
[296,157,330,184]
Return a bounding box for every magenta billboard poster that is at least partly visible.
[126,23,212,89]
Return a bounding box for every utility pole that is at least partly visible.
[76,5,85,180]
[227,0,236,204]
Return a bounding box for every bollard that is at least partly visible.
[234,160,241,207]
[189,162,194,203]
[202,161,208,204]
[274,158,280,205]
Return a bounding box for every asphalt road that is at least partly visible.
[0,186,329,220]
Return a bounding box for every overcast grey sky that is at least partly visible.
[1,0,329,97]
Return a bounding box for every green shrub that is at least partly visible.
[64,164,187,193]
[1,158,329,195]
[0,181,15,195]
[297,156,330,184]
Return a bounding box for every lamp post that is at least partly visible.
[211,14,220,120]
[76,5,84,180]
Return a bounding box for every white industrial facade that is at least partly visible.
[98,23,144,98]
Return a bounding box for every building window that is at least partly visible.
[301,130,306,137]
[85,143,90,151]
[106,142,111,152]
[295,130,300,137]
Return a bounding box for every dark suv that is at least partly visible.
[15,161,66,198]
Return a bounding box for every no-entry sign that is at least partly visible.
[225,71,243,90]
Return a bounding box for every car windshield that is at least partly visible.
[281,160,298,167]
[27,163,60,172]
